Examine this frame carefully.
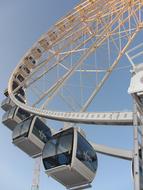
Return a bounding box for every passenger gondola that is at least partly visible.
[18,64,31,77]
[1,95,25,112]
[12,116,52,158]
[3,81,25,99]
[23,55,36,69]
[2,106,30,131]
[1,97,16,111]
[1,82,26,112]
[12,81,25,98]
[42,127,98,190]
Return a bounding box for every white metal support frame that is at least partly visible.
[31,157,41,190]
[133,103,140,190]
[91,108,142,190]
[126,44,143,190]
[92,143,133,161]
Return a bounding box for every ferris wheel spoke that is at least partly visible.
[58,93,80,112]
[12,26,90,93]
[82,30,139,111]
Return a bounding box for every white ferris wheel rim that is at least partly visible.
[7,0,143,124]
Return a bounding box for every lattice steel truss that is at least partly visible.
[8,0,143,122]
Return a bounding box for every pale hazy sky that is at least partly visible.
[0,0,141,189]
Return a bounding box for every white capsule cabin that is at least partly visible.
[42,127,98,190]
[1,81,26,112]
[1,97,16,112]
[2,106,30,131]
[10,80,25,97]
[1,95,25,112]
[23,55,37,69]
[12,116,52,158]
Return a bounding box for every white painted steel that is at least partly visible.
[92,143,133,160]
[7,0,143,125]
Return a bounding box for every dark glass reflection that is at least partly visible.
[16,108,30,120]
[32,118,52,143]
[13,116,51,143]
[17,74,25,82]
[1,97,11,107]
[139,96,143,105]
[21,65,30,74]
[43,128,73,170]
[4,89,9,97]
[12,81,19,90]
[15,95,25,103]
[2,106,17,121]
[76,133,98,173]
[2,110,9,122]
[13,116,33,140]
[12,81,25,97]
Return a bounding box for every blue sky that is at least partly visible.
[0,0,140,189]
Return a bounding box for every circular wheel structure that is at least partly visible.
[8,0,143,123]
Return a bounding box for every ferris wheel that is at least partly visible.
[1,0,143,190]
[7,0,143,122]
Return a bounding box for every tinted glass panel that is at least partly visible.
[16,108,30,120]
[15,95,25,103]
[17,74,25,82]
[76,133,98,173]
[12,81,18,90]
[43,152,71,171]
[32,118,52,143]
[21,118,32,136]
[43,128,73,170]
[2,111,9,122]
[4,89,9,97]
[17,88,25,97]
[9,106,17,118]
[23,66,30,74]
[12,123,22,139]
[12,117,33,140]
[139,96,143,104]
[57,133,72,155]
[1,97,10,106]
[2,106,17,121]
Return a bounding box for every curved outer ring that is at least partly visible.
[8,0,140,124]
[8,70,134,125]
